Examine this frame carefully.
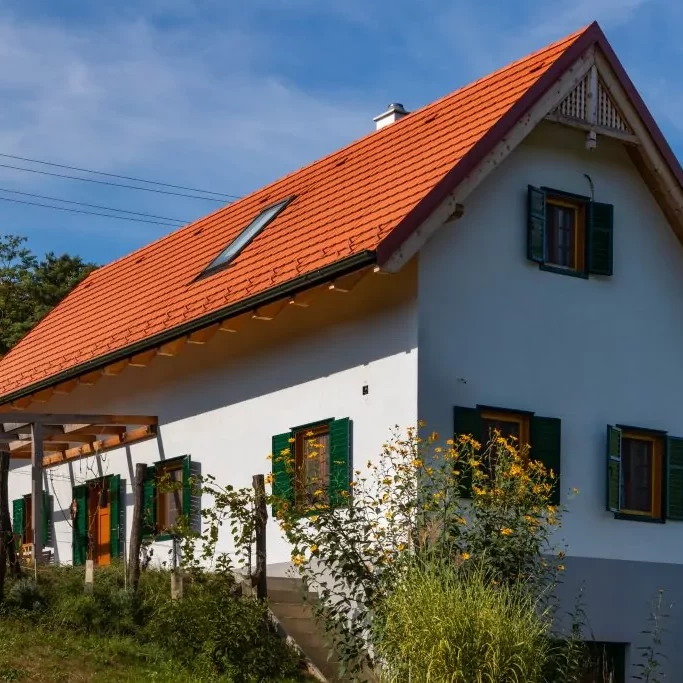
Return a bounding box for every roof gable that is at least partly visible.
[0,22,680,406]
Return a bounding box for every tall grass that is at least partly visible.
[374,560,552,683]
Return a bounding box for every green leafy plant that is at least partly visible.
[633,589,670,682]
[272,426,566,675]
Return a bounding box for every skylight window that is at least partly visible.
[203,197,293,275]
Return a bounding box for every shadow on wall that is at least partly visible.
[45,267,418,427]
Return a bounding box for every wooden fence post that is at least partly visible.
[128,463,147,593]
[252,474,267,600]
[0,450,21,588]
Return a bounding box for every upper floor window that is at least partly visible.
[527,186,613,278]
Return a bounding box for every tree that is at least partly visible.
[0,234,96,355]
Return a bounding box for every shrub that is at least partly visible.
[4,579,47,613]
[143,575,303,683]
[374,560,551,683]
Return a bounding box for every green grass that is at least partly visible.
[0,618,207,682]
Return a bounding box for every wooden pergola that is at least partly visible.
[0,413,157,565]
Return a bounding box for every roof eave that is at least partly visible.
[0,250,376,407]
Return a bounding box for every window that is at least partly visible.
[295,424,331,506]
[580,642,626,683]
[202,197,293,276]
[142,455,197,540]
[606,425,674,521]
[12,493,52,549]
[545,196,584,270]
[454,405,560,503]
[527,185,613,277]
[272,418,351,513]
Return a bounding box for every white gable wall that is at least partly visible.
[417,121,683,565]
[7,267,417,567]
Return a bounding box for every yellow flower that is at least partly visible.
[418,419,426,427]
[572,487,580,495]
[313,489,324,497]
[307,451,319,459]
[383,477,392,485]
[397,543,406,552]
[446,439,454,445]
[288,438,296,443]
[310,545,319,554]
[340,490,349,498]
[500,528,513,536]
[306,431,314,437]
[309,516,319,523]
[430,431,439,441]
[291,554,305,566]
[557,564,565,572]
[281,448,291,456]
[434,447,443,453]
[265,473,274,485]
[461,552,471,561]
[266,454,273,460]
[412,459,423,468]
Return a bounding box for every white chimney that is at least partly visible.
[373,102,409,130]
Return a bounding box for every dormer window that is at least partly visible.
[202,196,293,276]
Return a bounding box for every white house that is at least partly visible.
[2,21,683,679]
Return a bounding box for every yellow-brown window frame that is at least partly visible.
[294,423,331,507]
[480,409,530,447]
[619,430,663,519]
[545,195,586,273]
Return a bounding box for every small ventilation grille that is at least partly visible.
[557,72,589,120]
[597,80,631,132]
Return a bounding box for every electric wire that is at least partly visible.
[0,161,232,202]
[0,186,189,224]
[0,194,184,226]
[0,151,239,199]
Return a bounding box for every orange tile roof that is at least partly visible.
[0,21,678,404]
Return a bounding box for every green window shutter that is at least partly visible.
[271,432,294,515]
[527,185,546,263]
[588,202,614,276]
[12,498,25,549]
[530,416,561,505]
[606,425,622,512]
[142,465,157,537]
[72,484,88,566]
[667,437,683,520]
[109,475,121,559]
[42,491,53,547]
[454,406,482,498]
[329,418,351,509]
[182,456,192,521]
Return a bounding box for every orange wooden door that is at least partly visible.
[88,482,111,567]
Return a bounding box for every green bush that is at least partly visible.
[375,560,551,683]
[143,574,303,683]
[5,579,47,613]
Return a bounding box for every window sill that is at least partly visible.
[539,264,589,280]
[613,512,665,524]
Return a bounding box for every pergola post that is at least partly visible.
[31,423,43,571]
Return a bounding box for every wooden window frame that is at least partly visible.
[480,409,530,447]
[544,194,586,274]
[156,460,184,535]
[293,422,331,508]
[619,429,663,520]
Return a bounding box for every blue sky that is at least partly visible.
[0,0,679,264]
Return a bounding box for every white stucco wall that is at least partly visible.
[8,267,417,567]
[417,121,683,565]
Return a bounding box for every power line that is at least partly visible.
[0,151,240,200]
[0,161,232,202]
[0,186,189,224]
[0,194,182,226]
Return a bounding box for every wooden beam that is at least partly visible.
[32,424,44,565]
[79,370,102,386]
[252,301,286,321]
[328,269,367,293]
[53,379,79,394]
[219,314,249,333]
[103,359,129,376]
[63,424,127,436]
[10,397,31,410]
[129,350,157,367]
[288,284,325,308]
[158,337,187,357]
[31,388,54,404]
[544,112,640,145]
[43,425,157,467]
[187,324,220,345]
[3,413,158,426]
